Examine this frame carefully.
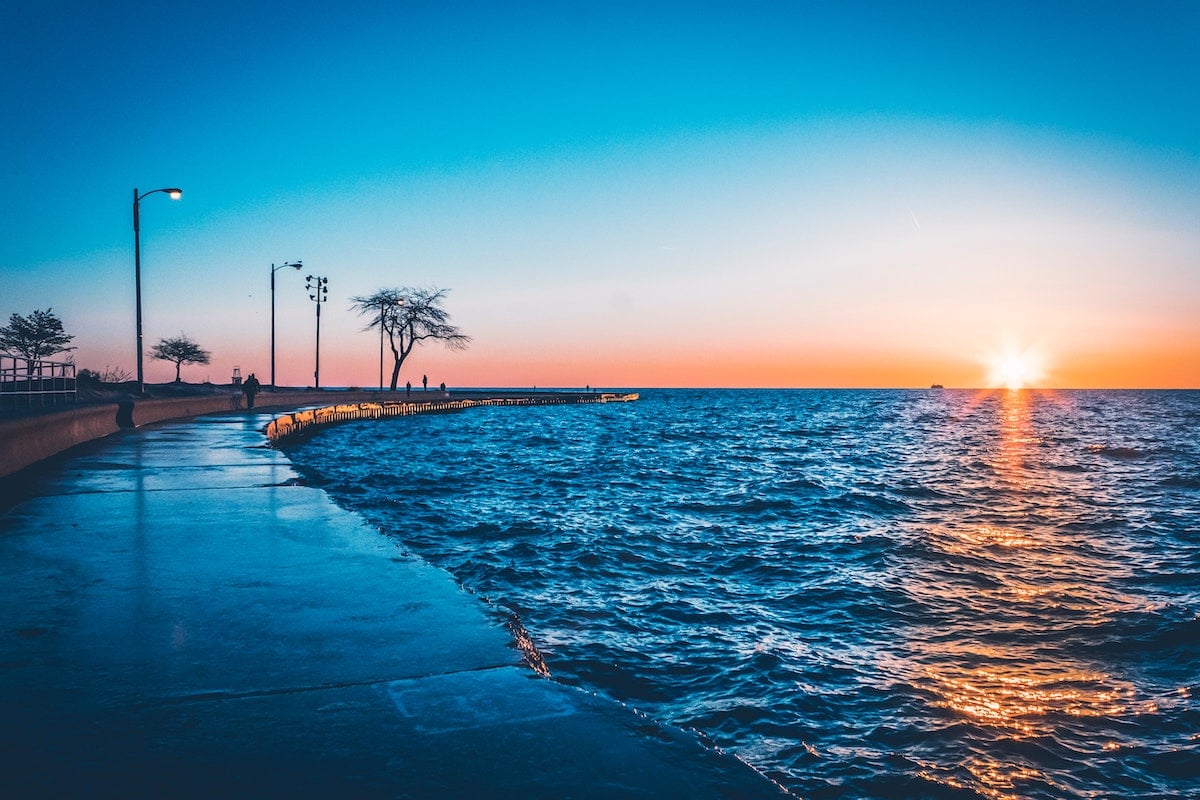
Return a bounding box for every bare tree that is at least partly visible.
[0,308,75,371]
[351,287,470,391]
[150,334,211,383]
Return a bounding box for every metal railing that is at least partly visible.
[0,356,77,411]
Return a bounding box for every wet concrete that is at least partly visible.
[0,412,786,798]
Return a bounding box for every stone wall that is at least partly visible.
[0,390,392,479]
[265,393,638,443]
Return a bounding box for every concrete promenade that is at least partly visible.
[0,409,785,798]
[0,388,412,479]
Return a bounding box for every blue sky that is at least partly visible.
[3,1,1198,387]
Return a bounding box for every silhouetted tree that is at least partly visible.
[150,334,211,383]
[78,365,133,384]
[351,287,470,391]
[0,308,75,371]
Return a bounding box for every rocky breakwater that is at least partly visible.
[266,393,640,443]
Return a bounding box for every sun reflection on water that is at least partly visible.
[918,755,1054,800]
[929,662,1134,737]
[995,389,1039,482]
[936,524,1038,553]
[904,388,1152,798]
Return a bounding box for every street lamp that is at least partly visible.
[379,296,404,390]
[270,261,303,389]
[132,186,182,395]
[306,274,329,388]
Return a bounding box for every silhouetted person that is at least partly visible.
[242,373,261,409]
[422,374,428,392]
[439,381,446,392]
[406,380,411,398]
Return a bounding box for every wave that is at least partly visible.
[1086,444,1149,460]
[1159,474,1200,490]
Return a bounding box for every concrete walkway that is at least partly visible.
[0,411,785,798]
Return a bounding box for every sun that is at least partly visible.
[986,348,1047,390]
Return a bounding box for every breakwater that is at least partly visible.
[266,393,639,443]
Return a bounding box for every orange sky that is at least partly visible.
[5,8,1199,390]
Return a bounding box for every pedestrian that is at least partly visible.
[406,380,411,398]
[242,373,261,409]
[422,374,428,392]
[439,381,446,392]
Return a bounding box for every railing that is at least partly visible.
[266,393,639,443]
[0,356,77,411]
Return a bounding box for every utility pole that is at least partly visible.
[306,274,328,388]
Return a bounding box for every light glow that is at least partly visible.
[986,347,1047,390]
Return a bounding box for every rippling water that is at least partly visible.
[286,389,1200,799]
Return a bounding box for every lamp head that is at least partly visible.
[166,188,183,200]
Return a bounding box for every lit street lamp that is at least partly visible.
[306,274,329,388]
[270,261,303,388]
[132,186,182,395]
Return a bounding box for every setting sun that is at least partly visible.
[986,348,1047,390]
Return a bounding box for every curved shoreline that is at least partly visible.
[265,392,638,443]
[0,402,781,798]
[0,390,378,479]
[0,389,638,480]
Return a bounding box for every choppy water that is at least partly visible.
[286,389,1200,799]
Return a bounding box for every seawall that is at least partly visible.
[0,390,638,480]
[266,393,639,443]
[1,390,406,479]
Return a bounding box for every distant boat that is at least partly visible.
[930,384,944,389]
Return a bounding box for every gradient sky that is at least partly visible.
[2,1,1198,388]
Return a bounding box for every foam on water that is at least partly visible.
[287,389,1200,800]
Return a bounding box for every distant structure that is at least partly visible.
[930,384,944,389]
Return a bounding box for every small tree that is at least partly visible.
[351,287,470,390]
[150,334,211,383]
[79,365,133,384]
[0,308,75,370]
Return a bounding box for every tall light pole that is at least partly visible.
[133,186,182,395]
[270,261,302,389]
[306,274,328,388]
[379,296,404,390]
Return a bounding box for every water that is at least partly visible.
[285,389,1200,799]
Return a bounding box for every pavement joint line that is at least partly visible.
[144,663,525,708]
[18,483,310,498]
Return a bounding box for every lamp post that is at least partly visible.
[379,296,404,390]
[133,186,182,395]
[270,261,303,389]
[306,274,329,388]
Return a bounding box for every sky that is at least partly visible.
[2,0,1198,389]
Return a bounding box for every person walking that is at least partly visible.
[422,374,428,392]
[405,380,411,399]
[242,373,261,409]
